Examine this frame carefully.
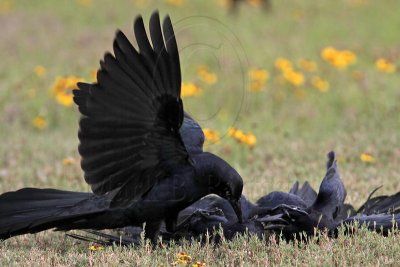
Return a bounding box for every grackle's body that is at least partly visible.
[0,11,243,242]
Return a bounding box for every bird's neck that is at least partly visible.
[191,152,222,181]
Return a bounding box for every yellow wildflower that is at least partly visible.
[62,157,75,166]
[275,58,293,72]
[196,65,218,85]
[228,128,256,148]
[228,127,245,140]
[34,65,46,78]
[248,68,269,92]
[360,153,375,163]
[282,69,304,87]
[181,82,202,98]
[203,128,220,144]
[342,50,356,64]
[249,68,269,82]
[375,58,396,73]
[321,47,337,62]
[321,47,356,70]
[176,252,192,264]
[192,261,206,267]
[88,244,104,251]
[241,133,257,147]
[298,59,317,72]
[166,0,185,6]
[311,76,329,92]
[32,116,47,130]
[50,76,84,107]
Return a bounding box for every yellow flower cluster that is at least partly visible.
[176,252,192,264]
[32,116,47,130]
[228,128,257,148]
[203,128,220,144]
[375,58,396,73]
[50,76,83,107]
[88,244,104,251]
[173,252,205,266]
[181,82,202,98]
[192,261,206,267]
[311,76,329,92]
[321,47,357,70]
[360,153,375,163]
[248,68,269,92]
[197,65,218,85]
[275,58,305,87]
[275,57,292,71]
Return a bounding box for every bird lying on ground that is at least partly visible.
[69,151,400,245]
[0,11,244,243]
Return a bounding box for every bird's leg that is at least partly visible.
[144,220,162,245]
[165,213,178,233]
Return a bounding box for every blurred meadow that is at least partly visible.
[1,0,400,265]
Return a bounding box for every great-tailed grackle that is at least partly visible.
[0,11,244,242]
[260,151,400,239]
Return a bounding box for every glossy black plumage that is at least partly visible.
[0,11,243,242]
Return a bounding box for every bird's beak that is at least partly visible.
[230,200,243,223]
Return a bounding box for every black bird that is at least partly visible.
[260,151,400,239]
[67,194,264,246]
[0,11,243,243]
[259,151,349,238]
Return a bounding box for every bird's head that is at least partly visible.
[213,172,244,223]
[193,152,244,222]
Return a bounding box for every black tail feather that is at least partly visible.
[357,190,400,215]
[0,188,113,240]
[66,230,138,246]
[338,214,400,235]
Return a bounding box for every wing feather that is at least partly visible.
[73,11,189,203]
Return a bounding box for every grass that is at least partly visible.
[1,0,400,265]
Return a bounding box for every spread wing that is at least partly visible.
[73,11,190,203]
